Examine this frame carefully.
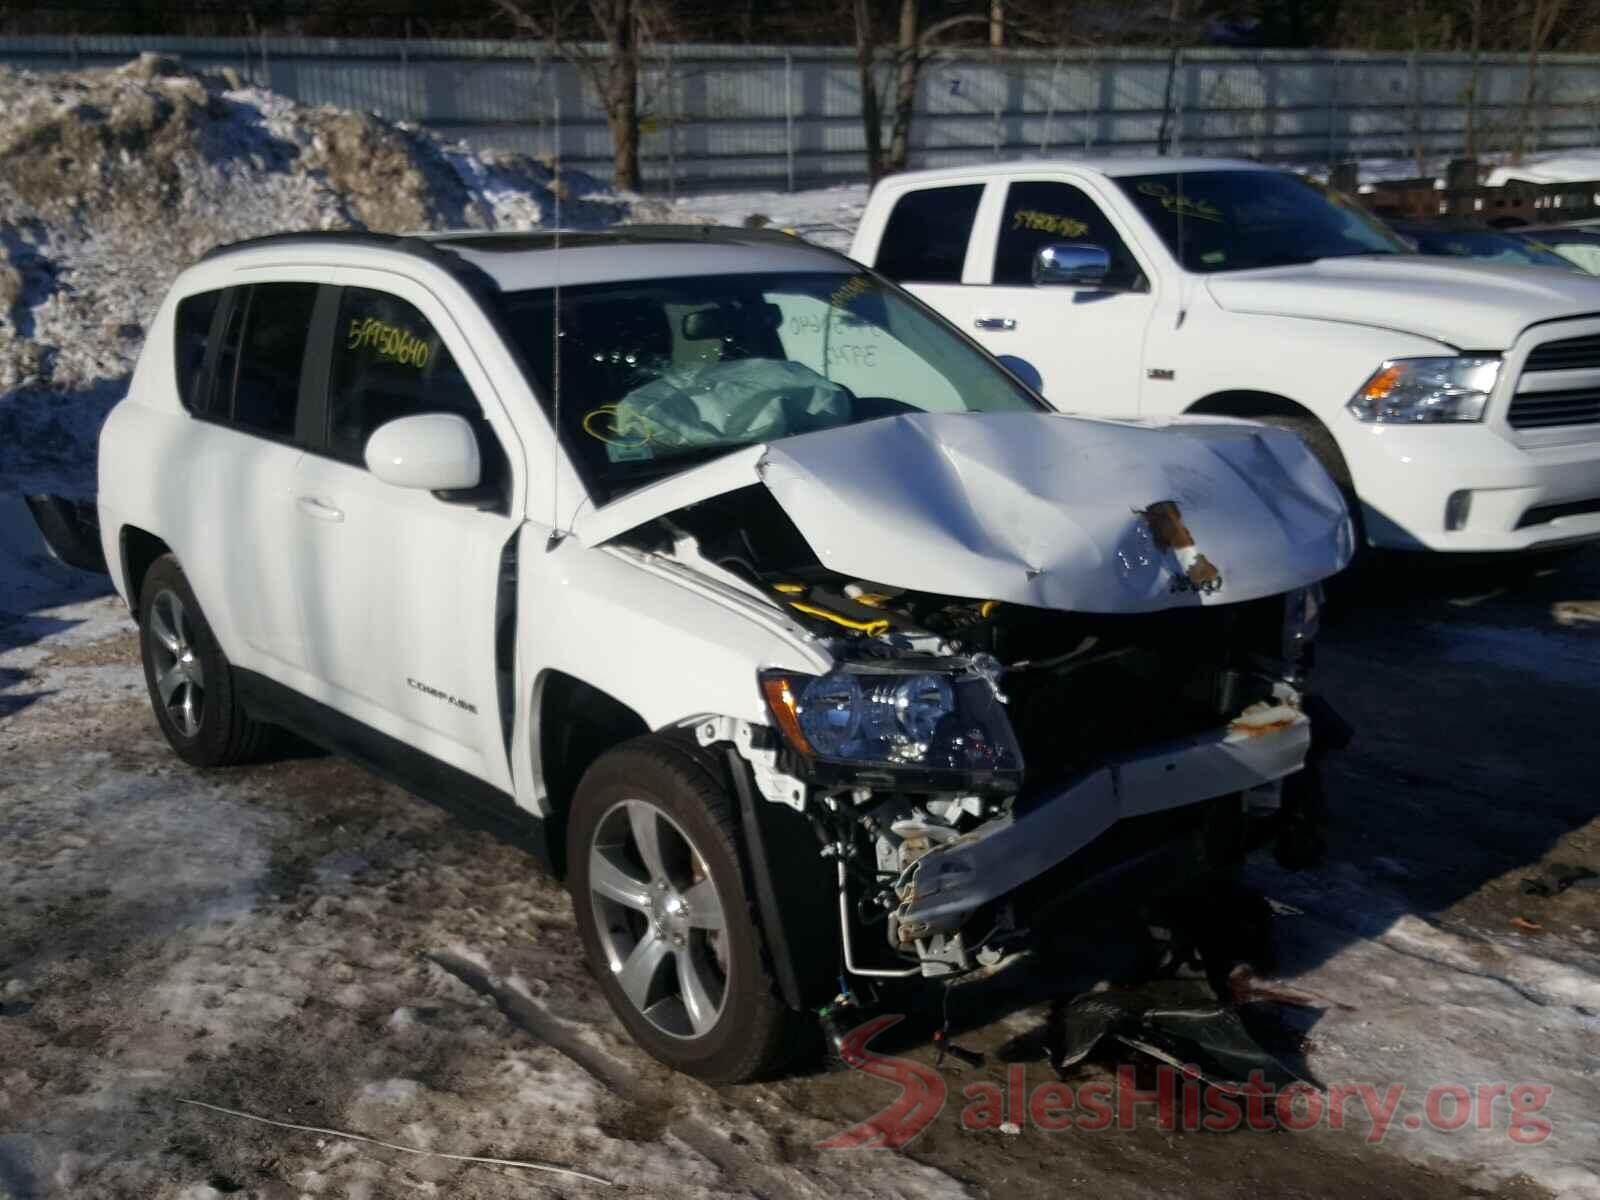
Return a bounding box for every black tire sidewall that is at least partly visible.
[137,556,243,767]
[566,741,786,1082]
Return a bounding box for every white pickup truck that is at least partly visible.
[849,159,1600,553]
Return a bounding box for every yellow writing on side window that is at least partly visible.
[347,316,432,368]
[1011,209,1090,238]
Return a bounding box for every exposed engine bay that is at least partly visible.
[621,483,1327,983]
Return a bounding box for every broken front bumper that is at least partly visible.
[894,712,1312,940]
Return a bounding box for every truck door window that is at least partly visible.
[994,181,1142,288]
[229,282,319,439]
[875,184,984,284]
[327,287,508,500]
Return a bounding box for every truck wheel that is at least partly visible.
[1259,414,1364,544]
[567,736,797,1083]
[138,555,272,767]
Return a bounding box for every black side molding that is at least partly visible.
[235,669,553,870]
[25,494,107,574]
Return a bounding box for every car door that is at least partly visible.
[289,278,521,790]
[187,280,325,680]
[951,178,1157,415]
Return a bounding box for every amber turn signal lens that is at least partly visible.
[760,674,813,756]
[1362,364,1403,399]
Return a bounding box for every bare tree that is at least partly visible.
[1463,0,1484,158]
[494,0,652,191]
[853,1,997,182]
[852,0,887,183]
[1515,0,1569,161]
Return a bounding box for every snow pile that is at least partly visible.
[0,53,641,498]
[1486,149,1600,188]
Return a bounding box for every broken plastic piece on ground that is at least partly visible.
[1049,981,1306,1091]
[1519,862,1600,897]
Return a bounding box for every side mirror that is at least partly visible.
[1033,242,1112,287]
[365,412,481,492]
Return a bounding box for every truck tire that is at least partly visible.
[1258,414,1364,546]
[567,735,799,1083]
[137,554,273,767]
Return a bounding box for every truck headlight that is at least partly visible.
[760,666,1022,778]
[1347,357,1500,423]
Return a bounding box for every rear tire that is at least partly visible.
[138,555,273,767]
[567,735,799,1083]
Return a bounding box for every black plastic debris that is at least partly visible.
[1520,862,1600,898]
[1050,981,1306,1091]
[24,494,107,574]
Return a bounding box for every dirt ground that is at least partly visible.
[2,546,1598,1200]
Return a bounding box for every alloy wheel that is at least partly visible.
[148,588,206,738]
[588,798,730,1039]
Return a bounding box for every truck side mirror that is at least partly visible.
[1033,242,1112,287]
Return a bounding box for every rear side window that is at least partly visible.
[327,287,483,464]
[875,184,983,284]
[993,181,1142,288]
[229,283,319,438]
[173,289,223,413]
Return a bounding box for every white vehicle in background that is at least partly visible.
[96,227,1349,1083]
[850,159,1600,553]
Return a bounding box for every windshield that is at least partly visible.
[1116,170,1407,273]
[494,270,1044,500]
[1400,226,1579,270]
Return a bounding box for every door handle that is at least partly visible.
[974,316,1017,331]
[296,496,344,523]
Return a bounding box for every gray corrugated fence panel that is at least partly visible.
[5,37,1600,190]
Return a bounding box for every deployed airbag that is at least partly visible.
[607,359,851,462]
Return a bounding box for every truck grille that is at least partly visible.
[1523,334,1600,373]
[1507,388,1600,429]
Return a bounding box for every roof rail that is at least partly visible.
[426,223,853,259]
[201,223,852,289]
[200,229,502,296]
[200,229,422,261]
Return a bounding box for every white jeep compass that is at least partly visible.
[97,227,1352,1082]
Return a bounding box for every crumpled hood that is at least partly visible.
[575,411,1352,614]
[1206,255,1600,349]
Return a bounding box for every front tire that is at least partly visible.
[567,736,797,1083]
[138,554,272,766]
[1258,413,1365,547]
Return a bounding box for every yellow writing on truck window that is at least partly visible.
[1135,182,1224,224]
[347,317,432,368]
[1011,210,1090,238]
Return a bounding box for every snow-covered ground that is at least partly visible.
[5,57,1600,1200]
[5,494,1600,1198]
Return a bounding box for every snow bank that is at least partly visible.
[1486,149,1600,188]
[0,53,642,499]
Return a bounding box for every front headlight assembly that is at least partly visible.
[1347,356,1500,423]
[760,664,1023,788]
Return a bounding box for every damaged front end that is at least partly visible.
[745,578,1324,981]
[594,410,1351,987]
